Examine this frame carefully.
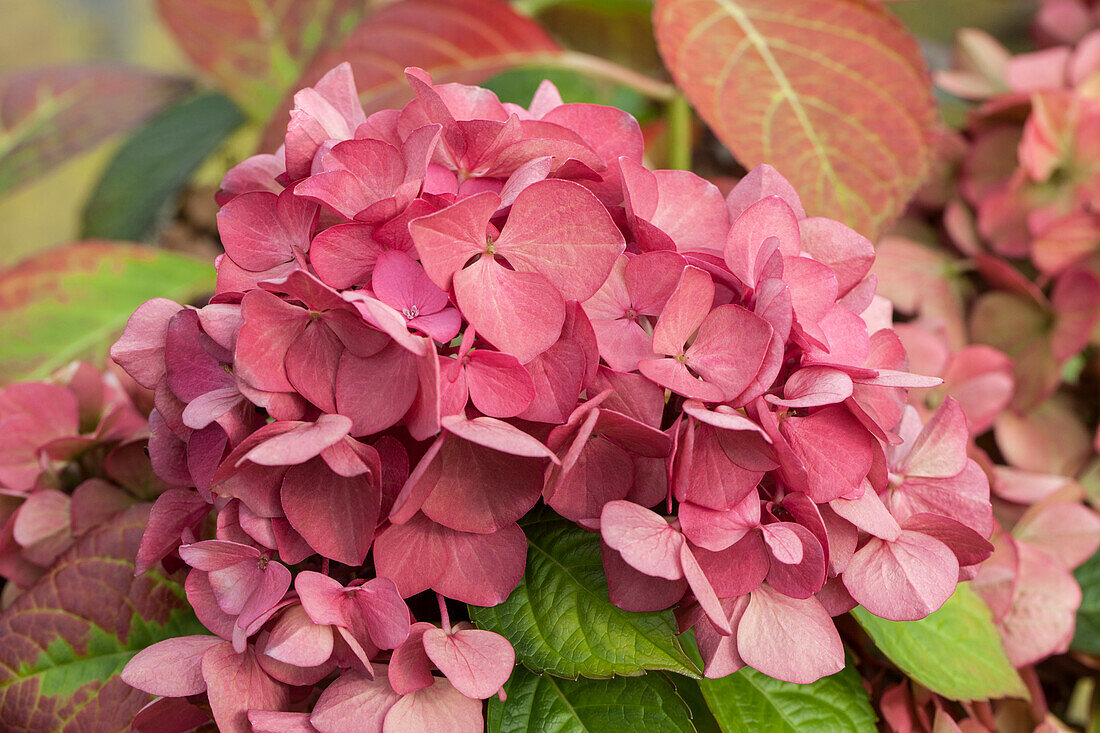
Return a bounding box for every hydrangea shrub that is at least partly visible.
[97,63,1000,731]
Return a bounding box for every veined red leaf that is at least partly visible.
[0,66,191,195]
[0,505,207,730]
[0,241,215,384]
[156,0,364,119]
[652,0,937,238]
[260,0,561,150]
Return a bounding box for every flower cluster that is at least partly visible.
[115,63,992,730]
[0,362,154,599]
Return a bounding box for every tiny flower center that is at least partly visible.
[402,305,419,320]
[485,236,497,256]
[674,352,688,363]
[624,308,639,320]
[257,555,270,571]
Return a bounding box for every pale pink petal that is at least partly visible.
[600,500,683,580]
[738,585,843,684]
[422,627,515,699]
[121,635,222,696]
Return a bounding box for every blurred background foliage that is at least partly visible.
[0,0,1038,266]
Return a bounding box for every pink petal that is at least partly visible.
[899,398,969,479]
[309,223,386,289]
[441,415,557,460]
[738,585,843,684]
[685,305,772,401]
[829,486,902,541]
[243,415,353,467]
[422,627,515,699]
[110,298,183,389]
[336,345,420,437]
[409,190,499,289]
[651,266,713,356]
[264,604,335,668]
[389,622,436,695]
[767,366,853,409]
[463,351,536,418]
[201,643,288,733]
[600,500,683,580]
[843,530,959,621]
[725,196,801,289]
[121,635,222,696]
[678,494,760,551]
[383,678,483,733]
[680,543,732,635]
[454,257,565,363]
[781,405,874,503]
[311,670,399,733]
[725,164,806,220]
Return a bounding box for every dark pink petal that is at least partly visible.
[462,351,536,418]
[346,577,411,650]
[422,627,515,699]
[638,357,726,402]
[121,635,222,696]
[389,622,436,695]
[237,560,292,633]
[516,338,586,423]
[679,494,760,551]
[310,670,398,733]
[201,643,288,733]
[888,459,993,539]
[373,250,450,317]
[764,523,827,599]
[738,585,843,684]
[281,460,379,566]
[680,543,732,635]
[454,256,565,363]
[781,406,874,503]
[234,290,309,393]
[185,569,236,641]
[685,305,773,401]
[179,539,260,571]
[601,500,683,580]
[383,678,482,733]
[309,223,386,289]
[901,514,993,567]
[693,597,750,679]
[373,514,526,606]
[132,698,213,733]
[336,345,420,437]
[602,540,688,612]
[843,531,959,621]
[217,190,315,272]
[417,433,545,533]
[693,533,771,598]
[69,478,136,536]
[673,424,766,511]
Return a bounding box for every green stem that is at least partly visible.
[666,93,692,170]
[539,51,678,102]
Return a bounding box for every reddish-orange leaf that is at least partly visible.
[653,0,938,238]
[0,66,191,195]
[259,0,561,150]
[156,0,364,119]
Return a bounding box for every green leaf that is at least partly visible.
[0,66,191,196]
[0,241,215,384]
[0,505,205,728]
[469,510,700,679]
[696,665,876,732]
[81,92,244,241]
[487,665,696,733]
[1073,548,1100,653]
[851,584,1027,702]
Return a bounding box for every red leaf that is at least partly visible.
[653,0,937,238]
[156,0,364,118]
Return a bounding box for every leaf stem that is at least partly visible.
[666,93,693,170]
[541,51,678,102]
